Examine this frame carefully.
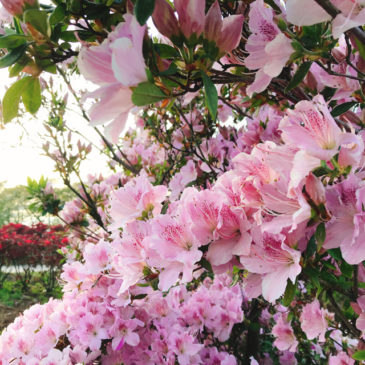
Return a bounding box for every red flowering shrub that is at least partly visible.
[0,223,68,290]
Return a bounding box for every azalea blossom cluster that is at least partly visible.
[1,0,365,363]
[0,274,243,364]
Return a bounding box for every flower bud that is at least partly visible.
[305,173,325,206]
[175,0,205,40]
[152,0,180,40]
[217,14,244,54]
[0,0,38,17]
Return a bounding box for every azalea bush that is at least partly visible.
[1,0,365,363]
[0,222,68,290]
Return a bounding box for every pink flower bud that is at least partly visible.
[204,1,243,54]
[0,0,38,17]
[305,173,325,206]
[204,1,222,43]
[175,0,205,40]
[152,0,180,39]
[217,14,244,53]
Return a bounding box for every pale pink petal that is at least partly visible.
[286,0,331,26]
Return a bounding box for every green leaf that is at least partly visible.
[2,77,31,123]
[340,261,353,278]
[132,81,167,106]
[201,71,218,119]
[355,38,365,62]
[154,43,179,59]
[9,62,26,77]
[264,0,281,12]
[134,0,155,26]
[303,266,320,288]
[70,0,82,13]
[352,350,365,361]
[328,248,342,261]
[331,101,357,118]
[23,9,50,36]
[285,62,312,92]
[199,258,213,274]
[22,77,41,114]
[315,222,326,250]
[0,34,27,49]
[0,44,28,68]
[49,5,66,26]
[305,235,317,259]
[283,279,296,307]
[158,63,178,76]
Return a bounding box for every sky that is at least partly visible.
[0,68,112,188]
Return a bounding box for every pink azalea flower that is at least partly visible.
[280,95,342,161]
[324,174,365,264]
[354,295,365,335]
[280,351,298,365]
[286,0,365,39]
[168,332,203,365]
[245,0,293,96]
[300,299,328,342]
[169,160,197,201]
[148,214,202,291]
[78,313,108,351]
[240,226,302,302]
[206,207,252,267]
[78,14,147,142]
[109,176,168,227]
[110,317,144,351]
[112,220,151,293]
[84,241,111,275]
[310,60,360,101]
[329,351,355,365]
[272,313,298,352]
[260,179,311,234]
[181,187,226,244]
[286,0,331,27]
[332,0,365,38]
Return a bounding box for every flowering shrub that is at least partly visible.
[1,0,365,363]
[0,223,68,290]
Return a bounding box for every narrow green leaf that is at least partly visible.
[132,81,167,106]
[352,350,365,361]
[283,279,296,307]
[49,5,66,26]
[331,101,357,118]
[285,61,312,92]
[305,235,316,259]
[0,34,27,49]
[355,38,365,62]
[315,222,326,250]
[22,77,41,114]
[0,44,28,68]
[23,9,50,36]
[2,77,31,123]
[134,0,155,25]
[201,71,218,119]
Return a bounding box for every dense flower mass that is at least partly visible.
[1,0,365,363]
[0,223,68,267]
